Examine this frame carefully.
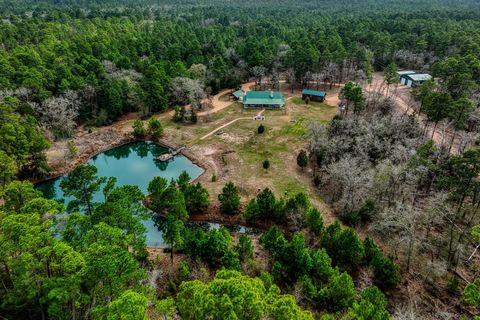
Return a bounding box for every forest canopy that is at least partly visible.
[1,0,480,319]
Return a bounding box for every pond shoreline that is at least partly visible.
[36,140,210,248]
[34,134,207,185]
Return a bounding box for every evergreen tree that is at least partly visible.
[218,182,241,215]
[297,150,308,170]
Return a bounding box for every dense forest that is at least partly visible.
[1,0,480,319]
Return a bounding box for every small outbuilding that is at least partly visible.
[243,91,285,109]
[232,89,246,101]
[400,73,432,87]
[397,70,416,85]
[302,89,327,102]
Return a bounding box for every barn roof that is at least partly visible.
[397,70,416,76]
[406,73,432,81]
[243,91,285,105]
[302,89,326,97]
[233,90,245,98]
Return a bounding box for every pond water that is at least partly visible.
[36,141,205,247]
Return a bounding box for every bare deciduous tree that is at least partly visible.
[32,90,80,139]
[374,202,425,271]
[285,68,296,93]
[325,156,372,214]
[250,66,267,89]
[323,62,339,89]
[0,87,33,101]
[392,304,421,320]
[394,49,426,70]
[170,77,206,110]
[456,130,478,154]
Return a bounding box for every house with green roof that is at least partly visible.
[242,91,285,109]
[302,89,326,102]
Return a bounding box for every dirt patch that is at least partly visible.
[218,132,250,144]
[44,128,134,181]
[186,143,233,182]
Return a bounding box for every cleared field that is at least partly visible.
[157,97,338,222]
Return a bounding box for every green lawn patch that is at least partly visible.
[282,118,307,137]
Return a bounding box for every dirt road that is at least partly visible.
[366,73,462,153]
[199,117,252,140]
[197,81,256,116]
[170,82,257,118]
[199,109,265,140]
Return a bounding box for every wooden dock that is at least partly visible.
[156,146,186,162]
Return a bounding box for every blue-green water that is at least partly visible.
[36,141,204,247]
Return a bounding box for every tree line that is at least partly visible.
[308,80,480,317]
[1,0,480,182]
[1,161,402,319]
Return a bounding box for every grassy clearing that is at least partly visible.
[282,118,307,137]
[160,97,337,209]
[206,100,336,195]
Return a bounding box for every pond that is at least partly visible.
[36,141,206,247]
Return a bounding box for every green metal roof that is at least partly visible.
[397,70,415,76]
[406,74,432,81]
[302,89,326,97]
[233,90,245,98]
[243,91,285,105]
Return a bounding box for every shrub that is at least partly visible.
[178,261,191,282]
[148,117,164,138]
[463,278,480,306]
[262,159,270,171]
[358,199,376,223]
[172,105,185,122]
[66,140,78,159]
[132,119,146,137]
[190,110,198,124]
[343,211,361,227]
[447,276,460,294]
